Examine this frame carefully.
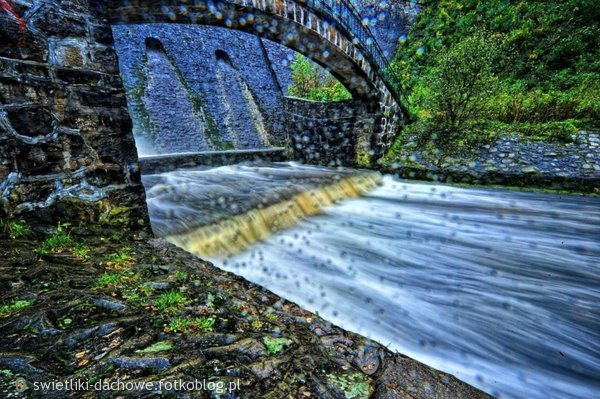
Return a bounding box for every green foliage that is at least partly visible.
[288,54,352,102]
[389,0,600,154]
[327,372,373,399]
[36,222,74,255]
[0,299,33,317]
[265,313,278,322]
[415,33,501,145]
[135,341,174,353]
[487,120,579,143]
[71,244,92,261]
[165,316,216,333]
[263,336,292,356]
[5,220,29,239]
[103,247,134,269]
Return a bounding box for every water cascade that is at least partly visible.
[144,162,600,399]
[143,162,381,257]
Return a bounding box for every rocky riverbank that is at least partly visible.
[385,132,600,193]
[0,229,491,399]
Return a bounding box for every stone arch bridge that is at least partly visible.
[108,0,406,163]
[0,0,405,226]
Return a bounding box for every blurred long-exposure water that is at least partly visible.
[144,163,600,399]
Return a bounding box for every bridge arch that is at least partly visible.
[107,0,405,161]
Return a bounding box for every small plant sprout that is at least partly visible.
[263,336,292,356]
[0,299,33,317]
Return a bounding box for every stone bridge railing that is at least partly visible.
[299,0,403,104]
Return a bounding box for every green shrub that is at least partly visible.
[403,33,502,150]
[386,0,599,158]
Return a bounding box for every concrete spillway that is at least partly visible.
[142,161,382,256]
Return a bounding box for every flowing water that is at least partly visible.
[144,162,600,399]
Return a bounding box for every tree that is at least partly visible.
[288,54,351,102]
[422,33,500,139]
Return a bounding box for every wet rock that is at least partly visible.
[0,313,61,337]
[206,338,267,361]
[110,356,171,371]
[142,281,171,291]
[92,298,127,312]
[188,333,239,347]
[391,132,599,191]
[376,357,490,399]
[0,354,45,378]
[0,233,494,398]
[353,342,383,376]
[250,358,285,379]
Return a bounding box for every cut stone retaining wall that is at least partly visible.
[284,97,379,166]
[388,132,600,192]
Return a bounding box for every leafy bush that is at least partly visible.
[413,34,501,143]
[388,0,600,156]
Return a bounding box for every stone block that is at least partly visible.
[49,38,89,68]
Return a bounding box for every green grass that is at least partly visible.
[165,316,216,333]
[34,222,91,258]
[154,291,188,312]
[5,220,30,239]
[94,273,127,289]
[36,230,73,255]
[71,244,92,260]
[104,247,134,268]
[263,336,292,356]
[0,299,33,317]
[173,271,188,282]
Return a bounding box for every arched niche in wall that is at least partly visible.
[214,49,271,149]
[141,37,213,154]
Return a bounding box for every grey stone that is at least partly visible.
[92,298,127,312]
[111,356,171,371]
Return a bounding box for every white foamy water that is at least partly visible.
[146,164,600,399]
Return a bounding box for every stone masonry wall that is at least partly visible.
[112,24,288,155]
[389,132,600,192]
[0,1,149,232]
[284,97,378,166]
[352,0,421,59]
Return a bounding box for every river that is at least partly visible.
[143,162,600,399]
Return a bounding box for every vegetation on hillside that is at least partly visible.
[387,0,600,159]
[288,54,352,102]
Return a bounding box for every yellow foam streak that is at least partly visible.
[165,171,382,258]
